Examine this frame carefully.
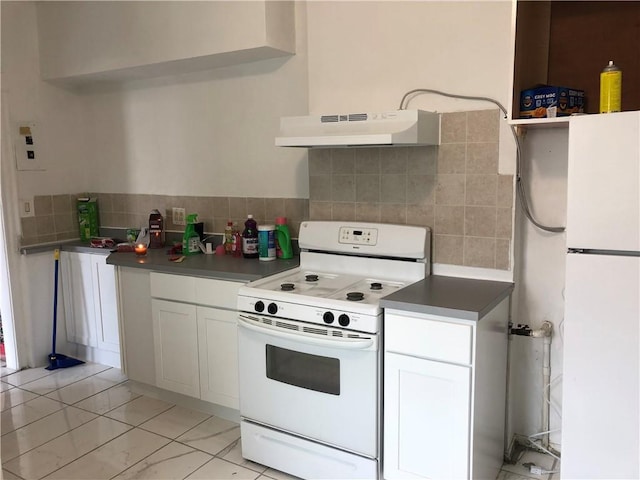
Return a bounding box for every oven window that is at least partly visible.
[266,345,340,395]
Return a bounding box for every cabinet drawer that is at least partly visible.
[385,312,473,365]
[150,272,196,302]
[195,277,242,310]
[150,272,243,310]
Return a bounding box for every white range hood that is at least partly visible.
[275,109,440,148]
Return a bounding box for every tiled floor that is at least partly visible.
[1,363,297,480]
[1,362,559,480]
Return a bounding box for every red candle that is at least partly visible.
[134,243,148,256]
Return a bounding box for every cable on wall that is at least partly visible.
[399,88,565,233]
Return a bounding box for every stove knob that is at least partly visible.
[338,314,350,327]
[268,303,278,315]
[254,301,265,313]
[323,312,335,324]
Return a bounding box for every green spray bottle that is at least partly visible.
[183,214,201,256]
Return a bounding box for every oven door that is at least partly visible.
[238,313,380,458]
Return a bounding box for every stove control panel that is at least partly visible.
[339,226,378,246]
[237,294,381,334]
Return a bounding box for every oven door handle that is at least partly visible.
[238,315,376,350]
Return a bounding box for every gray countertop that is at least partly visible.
[20,239,112,256]
[105,248,300,282]
[27,241,510,315]
[381,275,514,321]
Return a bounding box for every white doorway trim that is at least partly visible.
[1,84,26,370]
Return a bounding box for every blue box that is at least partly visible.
[520,86,584,118]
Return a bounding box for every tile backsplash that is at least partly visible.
[308,109,514,270]
[20,109,514,270]
[21,194,309,246]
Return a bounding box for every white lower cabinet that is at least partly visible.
[151,299,200,398]
[384,353,471,480]
[383,300,509,480]
[60,250,120,367]
[197,306,238,408]
[117,267,154,385]
[149,272,242,409]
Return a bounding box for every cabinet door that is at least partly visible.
[60,251,98,347]
[92,256,120,354]
[118,268,154,384]
[384,353,471,480]
[151,299,200,398]
[197,306,239,409]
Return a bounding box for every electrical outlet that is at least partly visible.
[19,197,35,218]
[172,207,186,226]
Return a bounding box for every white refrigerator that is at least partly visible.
[561,111,639,479]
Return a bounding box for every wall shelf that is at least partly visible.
[510,1,639,121]
[508,117,570,129]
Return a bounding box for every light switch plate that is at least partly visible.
[15,122,45,171]
[173,207,186,226]
[18,197,35,218]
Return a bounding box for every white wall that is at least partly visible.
[511,127,568,449]
[306,1,516,175]
[1,1,93,368]
[1,1,90,198]
[79,2,309,198]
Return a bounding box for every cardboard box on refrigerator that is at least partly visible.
[77,197,99,242]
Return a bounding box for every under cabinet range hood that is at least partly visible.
[275,109,441,148]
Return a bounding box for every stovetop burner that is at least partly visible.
[280,283,295,291]
[346,291,365,301]
[370,282,382,290]
[305,274,319,282]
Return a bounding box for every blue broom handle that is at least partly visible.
[52,249,60,354]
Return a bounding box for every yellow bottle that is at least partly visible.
[600,60,622,113]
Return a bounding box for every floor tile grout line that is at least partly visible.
[14,369,124,408]
[1,395,67,437]
[171,423,240,455]
[123,410,252,474]
[6,368,317,479]
[1,368,123,435]
[0,405,102,463]
[105,439,207,480]
[62,380,142,417]
[135,406,215,444]
[0,386,40,413]
[3,364,113,393]
[2,467,27,480]
[54,377,130,407]
[3,375,129,431]
[30,418,136,480]
[6,377,284,480]
[186,454,257,480]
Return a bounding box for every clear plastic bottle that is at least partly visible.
[242,214,259,259]
[224,221,233,254]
